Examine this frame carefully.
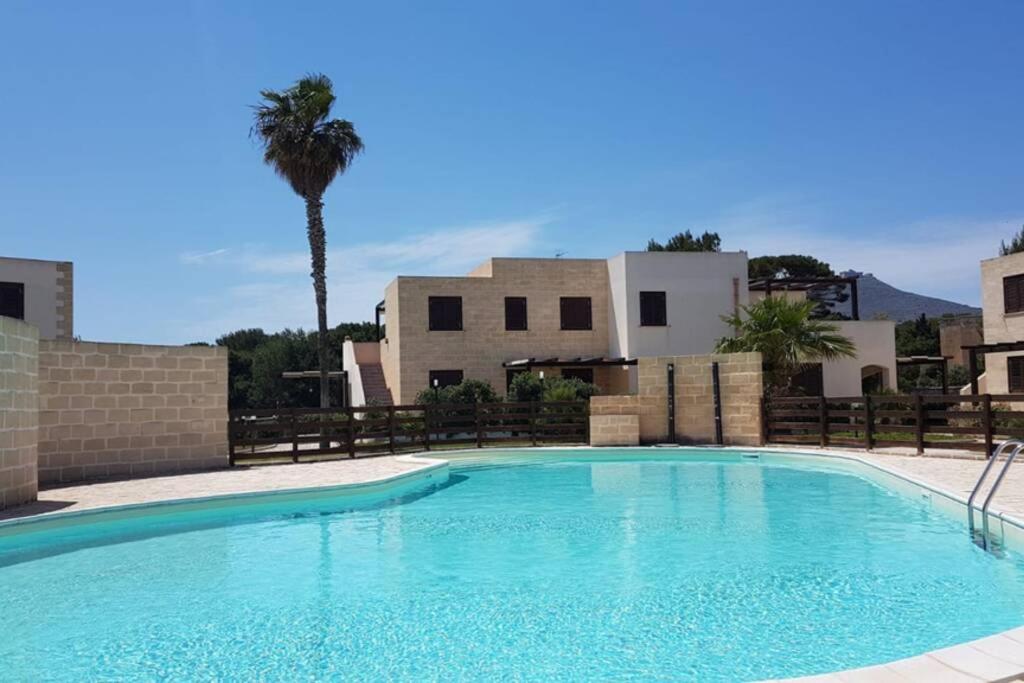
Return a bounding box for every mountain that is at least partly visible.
[835,271,981,322]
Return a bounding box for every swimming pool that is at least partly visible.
[2,449,1023,681]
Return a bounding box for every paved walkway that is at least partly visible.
[0,456,431,521]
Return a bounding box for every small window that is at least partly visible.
[560,297,592,330]
[1005,275,1024,314]
[1009,357,1024,393]
[505,297,528,331]
[0,282,25,320]
[639,291,667,326]
[429,369,464,389]
[428,296,463,331]
[561,368,594,384]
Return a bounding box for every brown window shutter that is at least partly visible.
[1005,275,1024,314]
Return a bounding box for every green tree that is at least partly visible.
[748,254,850,319]
[747,254,834,279]
[216,323,372,409]
[1000,225,1024,256]
[716,297,856,395]
[894,314,939,357]
[646,230,721,252]
[252,74,364,408]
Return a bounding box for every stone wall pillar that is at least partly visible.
[0,316,39,509]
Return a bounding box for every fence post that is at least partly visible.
[228,416,236,466]
[347,407,355,458]
[864,395,874,450]
[983,394,994,457]
[475,402,483,448]
[914,394,925,454]
[530,402,538,446]
[818,395,828,448]
[583,400,590,444]
[422,404,431,450]
[388,405,396,453]
[291,408,299,463]
[759,397,768,446]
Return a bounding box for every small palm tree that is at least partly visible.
[252,74,363,408]
[716,296,856,395]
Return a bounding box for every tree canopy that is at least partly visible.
[216,323,377,409]
[747,254,834,280]
[646,230,721,252]
[1000,225,1024,256]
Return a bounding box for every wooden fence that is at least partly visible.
[228,401,590,465]
[763,393,1024,455]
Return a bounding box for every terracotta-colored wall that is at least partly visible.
[37,341,229,484]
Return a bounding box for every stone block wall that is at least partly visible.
[37,341,229,484]
[592,352,763,446]
[0,316,39,509]
[590,414,640,446]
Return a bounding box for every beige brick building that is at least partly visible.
[0,256,73,340]
[973,251,1024,393]
[374,252,751,404]
[361,250,897,405]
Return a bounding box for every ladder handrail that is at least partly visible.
[967,439,1021,538]
[980,444,1024,550]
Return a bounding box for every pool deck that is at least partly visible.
[3,445,1024,682]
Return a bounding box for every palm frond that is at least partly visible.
[251,73,364,198]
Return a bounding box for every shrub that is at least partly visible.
[507,372,544,402]
[542,377,598,402]
[415,379,498,405]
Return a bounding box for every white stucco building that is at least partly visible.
[0,256,73,340]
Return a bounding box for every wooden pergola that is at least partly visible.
[896,355,951,394]
[748,276,860,320]
[962,340,1024,394]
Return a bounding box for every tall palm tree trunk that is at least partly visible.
[305,194,331,410]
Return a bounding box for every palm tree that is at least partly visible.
[252,74,363,408]
[716,296,856,395]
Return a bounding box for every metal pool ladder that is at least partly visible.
[968,439,1024,551]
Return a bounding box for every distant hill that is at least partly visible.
[833,271,981,322]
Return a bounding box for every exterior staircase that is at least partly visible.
[359,363,393,406]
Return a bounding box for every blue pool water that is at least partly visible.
[2,450,1024,681]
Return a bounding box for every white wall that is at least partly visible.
[607,251,748,359]
[822,320,897,397]
[342,339,366,407]
[0,257,65,340]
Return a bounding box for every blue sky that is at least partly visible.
[2,1,1022,344]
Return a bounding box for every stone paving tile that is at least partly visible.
[0,456,430,521]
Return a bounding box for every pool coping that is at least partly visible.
[2,446,1023,681]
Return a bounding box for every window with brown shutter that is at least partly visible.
[505,297,528,331]
[560,297,592,330]
[639,291,667,326]
[1005,274,1024,314]
[428,296,463,331]
[429,369,464,388]
[1009,357,1024,392]
[0,282,25,320]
